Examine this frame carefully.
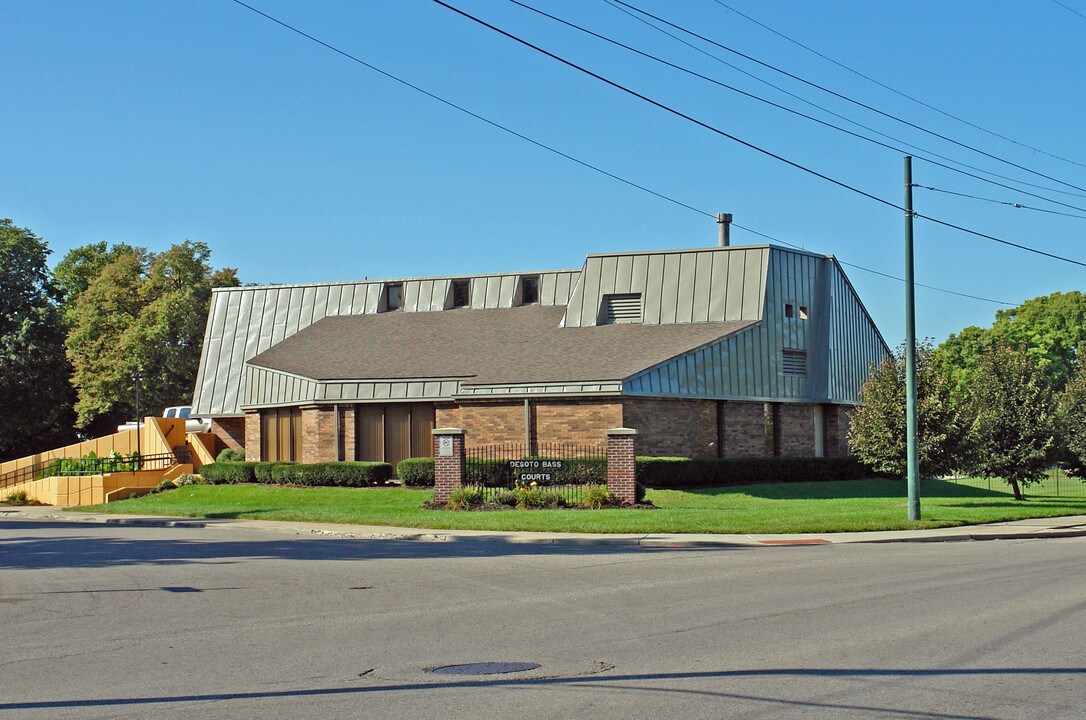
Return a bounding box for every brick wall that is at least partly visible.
[210,417,246,455]
[623,397,717,457]
[720,401,767,458]
[244,412,260,462]
[533,399,622,448]
[451,402,525,446]
[435,402,461,431]
[824,404,852,457]
[605,430,637,504]
[300,405,337,464]
[432,430,465,504]
[779,403,815,457]
[340,406,355,461]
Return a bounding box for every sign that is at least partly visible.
[509,459,563,483]
[438,437,454,457]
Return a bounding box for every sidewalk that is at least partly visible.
[6,503,1086,548]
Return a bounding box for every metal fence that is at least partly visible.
[0,450,189,491]
[942,466,1086,498]
[464,442,606,504]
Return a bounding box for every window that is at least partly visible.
[799,305,809,320]
[784,303,795,319]
[385,283,403,311]
[601,294,643,324]
[520,275,540,305]
[261,408,302,461]
[452,279,470,308]
[782,349,807,377]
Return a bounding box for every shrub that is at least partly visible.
[515,486,567,509]
[581,484,613,509]
[447,486,485,509]
[270,462,392,487]
[200,462,258,484]
[491,490,518,507]
[635,481,647,503]
[466,459,514,487]
[398,458,435,486]
[153,479,176,493]
[254,461,292,484]
[4,490,31,504]
[216,448,246,463]
[175,473,201,486]
[635,456,876,489]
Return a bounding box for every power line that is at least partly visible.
[914,185,1086,220]
[711,0,1086,170]
[228,0,1076,299]
[610,0,1086,194]
[731,223,1016,306]
[1050,0,1086,21]
[433,0,1086,269]
[519,0,1086,214]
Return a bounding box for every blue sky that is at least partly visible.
[3,0,1084,345]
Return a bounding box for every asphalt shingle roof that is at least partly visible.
[247,305,755,386]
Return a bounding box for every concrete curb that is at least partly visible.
[4,507,1086,548]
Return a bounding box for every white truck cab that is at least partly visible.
[118,406,211,434]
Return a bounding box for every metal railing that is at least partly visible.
[1,450,190,491]
[942,466,1086,498]
[464,442,606,504]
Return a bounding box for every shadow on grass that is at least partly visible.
[694,478,1013,501]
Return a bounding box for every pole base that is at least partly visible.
[907,500,921,521]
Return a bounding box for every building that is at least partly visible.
[191,244,888,470]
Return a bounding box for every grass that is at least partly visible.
[68,476,1086,534]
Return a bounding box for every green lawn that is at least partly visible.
[69,477,1086,534]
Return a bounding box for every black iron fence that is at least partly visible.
[465,442,606,504]
[0,450,189,491]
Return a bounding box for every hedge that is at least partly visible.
[635,456,877,489]
[201,461,392,487]
[397,458,435,486]
[200,462,258,484]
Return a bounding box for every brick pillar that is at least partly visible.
[432,428,466,504]
[301,405,337,464]
[244,412,261,462]
[606,427,638,505]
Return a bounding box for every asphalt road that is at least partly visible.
[2,517,1084,720]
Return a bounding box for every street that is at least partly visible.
[1,516,1084,719]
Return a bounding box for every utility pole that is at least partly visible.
[904,157,920,521]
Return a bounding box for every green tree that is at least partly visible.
[848,341,965,478]
[0,219,76,461]
[64,240,239,434]
[937,291,1086,396]
[53,241,136,319]
[1056,356,1086,479]
[964,341,1055,501]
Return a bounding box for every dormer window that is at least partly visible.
[385,283,403,311]
[520,275,540,305]
[452,279,470,308]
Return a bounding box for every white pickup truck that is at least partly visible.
[117,406,211,434]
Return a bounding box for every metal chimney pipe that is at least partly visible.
[716,213,733,247]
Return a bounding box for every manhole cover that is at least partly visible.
[429,662,540,675]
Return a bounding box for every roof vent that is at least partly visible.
[601,294,643,324]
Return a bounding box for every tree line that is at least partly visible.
[0,219,238,461]
[849,292,1086,500]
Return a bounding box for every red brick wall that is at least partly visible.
[721,401,768,458]
[210,417,246,455]
[243,412,260,462]
[432,430,465,504]
[435,402,461,430]
[452,402,525,446]
[533,399,622,448]
[825,404,852,457]
[340,406,355,461]
[300,405,337,464]
[606,431,637,504]
[623,397,717,457]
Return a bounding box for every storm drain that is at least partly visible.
[429,662,540,675]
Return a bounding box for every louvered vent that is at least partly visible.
[602,294,642,324]
[782,349,807,377]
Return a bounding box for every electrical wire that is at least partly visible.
[228,0,1056,303]
[433,0,1086,269]
[1050,0,1086,21]
[517,0,1086,215]
[610,0,1086,194]
[731,223,1016,306]
[914,185,1086,220]
[711,0,1086,170]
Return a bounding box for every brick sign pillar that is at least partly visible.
[605,427,638,505]
[432,428,466,504]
